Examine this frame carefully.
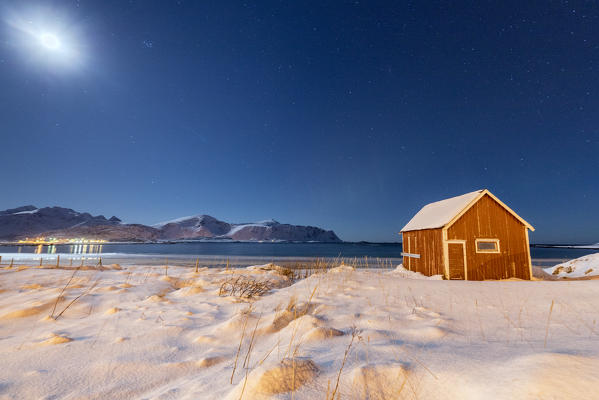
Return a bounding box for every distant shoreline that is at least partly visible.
[531,244,599,250]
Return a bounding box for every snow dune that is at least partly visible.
[544,252,599,278]
[0,262,598,399]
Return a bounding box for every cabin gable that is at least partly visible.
[446,194,531,280]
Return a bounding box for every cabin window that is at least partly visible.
[475,239,500,253]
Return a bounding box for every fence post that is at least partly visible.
[56,255,60,268]
[195,257,199,273]
[9,258,14,268]
[165,258,168,276]
[40,257,43,267]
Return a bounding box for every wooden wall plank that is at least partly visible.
[447,194,531,280]
[402,229,444,277]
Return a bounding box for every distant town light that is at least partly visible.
[16,237,107,245]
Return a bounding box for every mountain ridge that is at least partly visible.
[0,206,341,242]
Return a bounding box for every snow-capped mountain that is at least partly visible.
[153,215,232,239]
[153,215,341,242]
[0,205,123,239]
[0,206,341,242]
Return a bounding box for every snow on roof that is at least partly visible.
[401,190,483,232]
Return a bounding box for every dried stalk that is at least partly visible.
[544,299,555,348]
[51,267,80,317]
[231,308,252,384]
[329,327,357,400]
[239,312,262,400]
[54,279,99,321]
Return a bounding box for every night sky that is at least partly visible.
[0,1,597,243]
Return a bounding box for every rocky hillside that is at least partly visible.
[0,206,341,242]
[154,215,341,242]
[154,215,232,239]
[0,206,124,239]
[42,224,161,242]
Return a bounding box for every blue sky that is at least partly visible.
[0,1,597,243]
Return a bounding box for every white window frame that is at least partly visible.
[475,238,500,254]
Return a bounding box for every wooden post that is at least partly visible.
[69,258,73,266]
[165,258,168,276]
[56,255,60,268]
[0,256,2,265]
[195,257,199,273]
[98,257,102,267]
[9,258,14,268]
[40,257,43,267]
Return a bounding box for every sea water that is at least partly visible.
[0,242,595,268]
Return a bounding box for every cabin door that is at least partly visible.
[447,242,466,280]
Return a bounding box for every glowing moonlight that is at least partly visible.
[4,5,86,69]
[40,33,61,50]
[40,33,60,50]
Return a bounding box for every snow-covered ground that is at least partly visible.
[544,252,599,278]
[1,263,598,399]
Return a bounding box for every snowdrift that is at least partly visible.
[544,252,599,278]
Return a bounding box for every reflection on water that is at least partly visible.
[30,244,104,255]
[69,244,103,255]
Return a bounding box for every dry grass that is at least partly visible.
[544,299,555,348]
[50,267,81,317]
[328,326,358,400]
[231,306,252,384]
[219,276,274,299]
[239,312,263,399]
[284,284,320,360]
[53,279,100,321]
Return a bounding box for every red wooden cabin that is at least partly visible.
[400,189,534,280]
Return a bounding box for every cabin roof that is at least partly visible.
[400,189,534,232]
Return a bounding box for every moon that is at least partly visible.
[40,33,61,50]
[3,5,86,70]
